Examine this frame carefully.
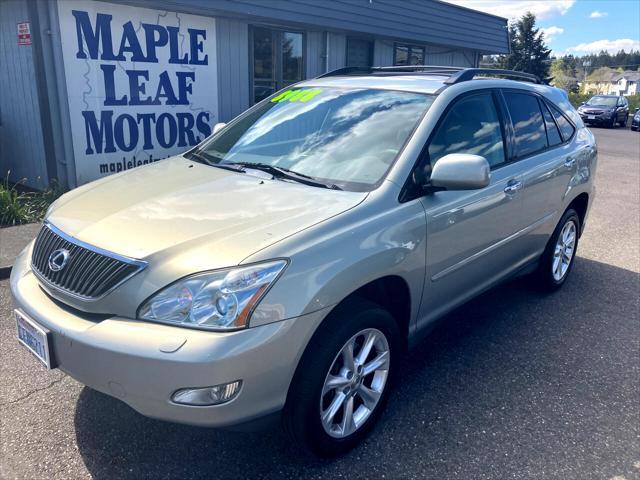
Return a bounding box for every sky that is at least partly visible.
[442,0,640,58]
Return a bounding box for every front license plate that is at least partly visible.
[587,115,596,120]
[15,310,53,369]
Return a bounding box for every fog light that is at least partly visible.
[172,380,242,406]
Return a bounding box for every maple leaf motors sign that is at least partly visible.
[57,0,218,184]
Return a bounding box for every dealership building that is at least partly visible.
[0,0,508,190]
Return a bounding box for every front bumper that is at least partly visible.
[631,118,640,130]
[10,247,326,427]
[579,113,614,125]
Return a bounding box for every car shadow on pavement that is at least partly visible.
[73,256,640,480]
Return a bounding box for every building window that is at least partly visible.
[251,26,304,104]
[346,38,373,67]
[394,43,425,66]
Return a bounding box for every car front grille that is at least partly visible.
[31,223,146,300]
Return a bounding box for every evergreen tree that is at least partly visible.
[498,12,551,81]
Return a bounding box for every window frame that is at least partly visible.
[393,42,426,66]
[346,36,374,67]
[498,89,577,162]
[499,89,550,161]
[248,25,306,105]
[399,88,509,202]
[542,98,577,144]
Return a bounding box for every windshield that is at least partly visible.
[190,87,434,191]
[588,96,617,107]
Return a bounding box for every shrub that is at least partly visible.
[0,175,65,227]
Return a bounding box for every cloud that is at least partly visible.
[565,38,640,54]
[541,26,564,42]
[441,0,575,21]
[589,11,608,18]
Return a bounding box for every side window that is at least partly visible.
[428,92,505,168]
[541,101,562,147]
[503,92,547,158]
[548,103,576,141]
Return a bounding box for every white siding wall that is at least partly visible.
[0,0,48,188]
[306,30,326,78]
[216,18,250,122]
[326,32,347,71]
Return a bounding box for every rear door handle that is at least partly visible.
[504,180,523,195]
[564,157,576,168]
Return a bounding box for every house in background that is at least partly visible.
[582,68,640,96]
[1,0,509,191]
[582,69,619,95]
[610,71,640,96]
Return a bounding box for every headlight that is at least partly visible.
[138,260,287,330]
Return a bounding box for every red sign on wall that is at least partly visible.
[17,22,31,45]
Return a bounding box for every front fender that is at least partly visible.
[247,196,427,331]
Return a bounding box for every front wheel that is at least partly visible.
[619,114,628,127]
[532,209,580,291]
[283,298,400,456]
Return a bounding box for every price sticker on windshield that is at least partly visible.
[271,88,323,103]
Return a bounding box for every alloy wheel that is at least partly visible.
[319,328,390,438]
[552,220,577,281]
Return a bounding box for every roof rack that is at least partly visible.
[444,68,541,84]
[317,65,465,78]
[317,66,542,85]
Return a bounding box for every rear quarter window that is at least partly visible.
[548,103,576,141]
[503,91,547,158]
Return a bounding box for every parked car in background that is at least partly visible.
[577,95,629,128]
[11,67,597,457]
[631,108,640,131]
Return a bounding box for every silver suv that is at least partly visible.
[11,67,596,456]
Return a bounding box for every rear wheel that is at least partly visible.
[532,209,580,291]
[283,298,400,457]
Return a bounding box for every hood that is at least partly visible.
[583,103,614,110]
[47,157,367,265]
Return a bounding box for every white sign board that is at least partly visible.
[57,0,218,184]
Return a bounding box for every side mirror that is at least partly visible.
[213,122,227,134]
[635,108,640,113]
[581,102,586,105]
[430,154,490,191]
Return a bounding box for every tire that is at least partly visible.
[283,297,400,457]
[619,114,628,127]
[609,115,617,128]
[532,209,580,291]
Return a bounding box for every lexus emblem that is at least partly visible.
[48,249,70,272]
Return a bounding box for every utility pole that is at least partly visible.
[582,60,591,93]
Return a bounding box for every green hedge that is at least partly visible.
[568,92,640,112]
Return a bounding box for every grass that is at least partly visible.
[1,175,65,227]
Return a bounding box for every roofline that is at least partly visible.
[432,0,509,23]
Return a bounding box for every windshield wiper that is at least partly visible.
[228,162,342,190]
[184,151,246,173]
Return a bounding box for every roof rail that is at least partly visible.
[318,65,465,78]
[317,66,542,85]
[444,68,541,84]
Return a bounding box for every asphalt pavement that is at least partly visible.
[1,127,639,480]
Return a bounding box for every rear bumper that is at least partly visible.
[10,248,326,427]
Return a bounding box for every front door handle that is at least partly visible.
[564,157,576,168]
[504,180,523,195]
